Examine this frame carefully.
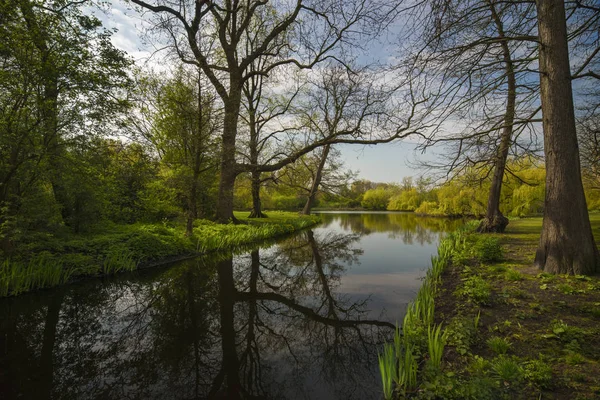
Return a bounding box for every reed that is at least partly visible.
[378,343,396,400]
[427,323,447,370]
[103,249,137,275]
[377,225,468,397]
[0,255,72,296]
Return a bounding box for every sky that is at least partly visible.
[96,1,433,184]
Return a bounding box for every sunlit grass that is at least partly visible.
[0,255,73,296]
[1,211,320,297]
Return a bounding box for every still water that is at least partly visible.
[0,212,462,400]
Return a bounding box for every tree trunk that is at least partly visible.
[301,144,330,215]
[478,0,515,233]
[186,74,204,236]
[247,107,266,218]
[186,167,199,236]
[248,171,267,218]
[534,0,598,274]
[215,92,242,224]
[20,0,70,224]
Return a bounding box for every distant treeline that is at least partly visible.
[235,159,600,218]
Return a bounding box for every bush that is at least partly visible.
[474,236,503,262]
[414,201,439,215]
[361,187,396,210]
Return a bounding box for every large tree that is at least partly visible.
[534,0,598,274]
[0,0,131,243]
[408,0,541,232]
[129,0,414,223]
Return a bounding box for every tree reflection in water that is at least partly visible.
[0,229,394,400]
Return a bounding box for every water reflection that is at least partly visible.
[0,213,462,400]
[0,230,393,400]
[320,211,462,245]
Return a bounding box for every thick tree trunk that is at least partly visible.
[534,0,598,274]
[301,144,330,215]
[478,1,515,234]
[216,92,242,224]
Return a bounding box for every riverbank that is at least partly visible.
[0,211,320,297]
[425,216,600,399]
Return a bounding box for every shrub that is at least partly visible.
[474,236,503,262]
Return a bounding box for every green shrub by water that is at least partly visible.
[474,236,503,262]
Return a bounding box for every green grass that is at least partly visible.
[486,336,511,355]
[377,229,469,396]
[0,211,319,297]
[0,255,73,296]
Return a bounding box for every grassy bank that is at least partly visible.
[385,216,600,399]
[0,211,320,297]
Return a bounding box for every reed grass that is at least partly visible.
[0,255,72,296]
[378,227,468,397]
[427,323,447,370]
[102,249,137,275]
[378,343,396,400]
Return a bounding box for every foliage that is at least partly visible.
[361,187,399,210]
[0,212,319,297]
[457,275,492,305]
[378,228,468,396]
[486,336,511,355]
[491,356,523,383]
[427,324,447,370]
[379,343,396,400]
[473,236,503,262]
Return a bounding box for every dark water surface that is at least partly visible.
[0,212,462,400]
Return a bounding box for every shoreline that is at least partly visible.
[0,211,320,298]
[379,216,600,399]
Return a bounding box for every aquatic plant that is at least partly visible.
[427,324,447,370]
[103,249,137,275]
[378,343,396,400]
[0,255,72,296]
[377,227,468,396]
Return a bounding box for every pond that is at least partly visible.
[0,212,463,400]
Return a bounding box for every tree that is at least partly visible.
[534,0,598,275]
[131,67,220,234]
[0,0,131,243]
[129,0,416,223]
[409,0,541,232]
